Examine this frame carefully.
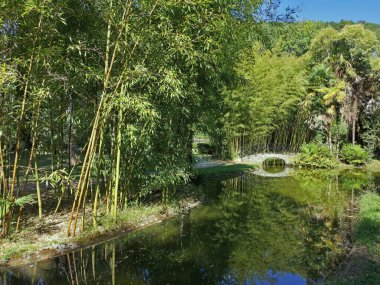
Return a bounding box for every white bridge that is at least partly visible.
[235,153,297,178]
[238,153,296,165]
[195,153,297,178]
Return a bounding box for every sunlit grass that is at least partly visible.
[366,159,380,173]
[355,193,380,255]
[196,163,258,176]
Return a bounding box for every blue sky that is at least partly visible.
[280,0,380,24]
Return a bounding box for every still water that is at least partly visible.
[1,168,378,285]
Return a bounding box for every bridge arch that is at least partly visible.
[238,153,296,165]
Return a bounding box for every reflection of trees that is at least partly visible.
[1,170,375,284]
[292,169,374,277]
[205,176,306,281]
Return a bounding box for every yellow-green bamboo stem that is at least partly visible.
[35,160,42,220]
[93,127,104,227]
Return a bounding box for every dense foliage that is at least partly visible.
[207,22,380,160]
[340,144,370,166]
[221,43,307,157]
[294,143,338,169]
[0,0,379,239]
[1,0,295,236]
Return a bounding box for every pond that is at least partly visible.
[0,169,378,285]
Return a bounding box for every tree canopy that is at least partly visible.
[0,0,379,238]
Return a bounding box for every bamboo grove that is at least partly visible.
[0,0,287,236]
[205,22,380,158]
[1,0,380,239]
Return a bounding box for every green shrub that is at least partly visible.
[294,143,338,169]
[340,144,369,166]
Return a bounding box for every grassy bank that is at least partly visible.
[195,162,258,177]
[366,159,380,173]
[0,198,199,267]
[328,192,380,285]
[337,159,380,172]
[356,193,380,256]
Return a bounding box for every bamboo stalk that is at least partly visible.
[35,160,42,220]
[5,14,44,236]
[93,127,104,227]
[112,107,123,219]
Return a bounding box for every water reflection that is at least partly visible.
[262,158,286,174]
[0,170,376,285]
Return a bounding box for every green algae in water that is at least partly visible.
[1,169,376,285]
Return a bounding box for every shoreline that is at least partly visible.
[0,199,200,269]
[326,192,380,284]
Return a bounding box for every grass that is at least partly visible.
[366,159,380,173]
[74,204,173,245]
[0,244,38,263]
[355,193,380,256]
[338,159,380,172]
[327,192,380,285]
[196,163,258,177]
[0,199,197,266]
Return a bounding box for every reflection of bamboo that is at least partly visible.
[61,257,72,285]
[112,243,116,285]
[67,253,75,285]
[81,250,88,283]
[92,247,96,281]
[240,174,243,193]
[327,178,333,217]
[72,252,79,285]
[32,263,37,284]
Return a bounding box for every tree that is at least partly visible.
[309,24,379,145]
[220,42,307,157]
